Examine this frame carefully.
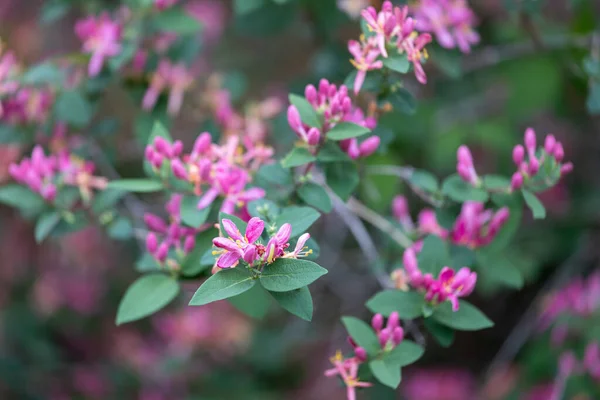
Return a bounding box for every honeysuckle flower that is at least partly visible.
[412,0,480,53]
[213,217,264,268]
[142,60,195,116]
[450,202,509,248]
[368,312,405,349]
[361,1,399,58]
[324,351,372,400]
[75,13,122,77]
[348,37,384,94]
[282,233,312,259]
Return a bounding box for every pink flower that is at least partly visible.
[412,0,480,53]
[213,217,264,268]
[348,37,384,94]
[324,351,372,400]
[75,13,122,77]
[142,60,195,116]
[450,202,509,248]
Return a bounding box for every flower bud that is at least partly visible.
[378,328,391,347]
[144,146,155,163]
[392,326,404,345]
[307,127,320,146]
[387,311,400,330]
[392,195,409,221]
[402,248,419,275]
[305,84,318,104]
[171,158,188,180]
[512,145,525,166]
[553,142,564,162]
[318,79,330,95]
[346,139,360,160]
[560,162,573,175]
[544,134,556,154]
[146,233,158,254]
[41,184,57,202]
[144,213,168,232]
[154,136,170,156]
[287,105,303,132]
[183,235,195,254]
[193,132,212,156]
[528,157,540,175]
[457,145,473,167]
[358,136,380,157]
[171,140,183,157]
[371,314,384,332]
[155,242,169,263]
[354,347,367,362]
[151,152,163,169]
[524,128,536,153]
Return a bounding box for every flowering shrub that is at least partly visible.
[0,0,596,398]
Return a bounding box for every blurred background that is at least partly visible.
[0,0,600,399]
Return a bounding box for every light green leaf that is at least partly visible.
[189,268,256,306]
[228,284,271,319]
[522,189,546,219]
[22,63,64,85]
[281,147,316,168]
[366,290,425,319]
[341,316,380,355]
[424,319,455,348]
[408,170,439,193]
[325,162,359,201]
[326,122,370,141]
[317,141,351,163]
[106,179,163,193]
[382,53,410,73]
[152,7,203,34]
[275,206,320,237]
[55,90,93,127]
[260,258,327,292]
[181,229,217,276]
[297,183,332,213]
[35,211,61,243]
[181,195,211,228]
[107,217,134,240]
[442,174,489,203]
[289,94,321,128]
[234,0,265,14]
[116,274,180,325]
[256,163,293,186]
[270,286,313,321]
[385,340,424,367]
[483,175,510,190]
[417,235,451,275]
[369,360,402,389]
[0,184,46,215]
[91,189,126,213]
[432,300,494,331]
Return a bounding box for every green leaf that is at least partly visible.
[0,184,45,215]
[382,53,410,73]
[417,235,451,275]
[181,229,217,276]
[432,300,494,331]
[317,141,351,163]
[289,94,321,128]
[341,316,380,355]
[522,189,546,219]
[476,251,524,289]
[369,360,401,389]
[325,162,359,201]
[297,183,332,213]
[270,286,313,321]
[424,319,455,348]
[326,122,370,141]
[281,147,316,168]
[152,7,203,34]
[234,0,265,14]
[55,90,93,127]
[275,206,320,237]
[181,195,211,228]
[366,290,425,319]
[442,174,489,203]
[228,284,271,319]
[41,0,70,24]
[408,170,439,192]
[135,252,160,272]
[189,268,256,306]
[248,199,280,220]
[387,88,416,115]
[587,82,600,115]
[483,175,510,191]
[106,179,163,193]
[256,163,293,186]
[385,340,424,367]
[116,274,180,325]
[107,217,134,240]
[35,211,61,243]
[22,63,64,85]
[136,112,171,147]
[91,189,126,213]
[259,258,327,292]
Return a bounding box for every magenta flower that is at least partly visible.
[450,202,509,248]
[348,37,384,94]
[361,1,399,58]
[142,60,195,116]
[213,217,265,268]
[324,351,372,400]
[75,13,122,77]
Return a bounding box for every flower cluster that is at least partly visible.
[287,79,380,159]
[457,128,573,192]
[393,196,510,249]
[402,247,476,311]
[213,217,311,269]
[145,133,273,217]
[75,13,123,77]
[9,145,107,203]
[412,0,480,53]
[142,60,195,116]
[348,1,432,93]
[145,194,198,269]
[324,351,372,400]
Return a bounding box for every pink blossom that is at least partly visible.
[324,351,372,400]
[348,37,384,94]
[450,202,509,248]
[185,0,227,45]
[75,13,122,77]
[456,145,480,186]
[142,60,194,116]
[412,0,480,53]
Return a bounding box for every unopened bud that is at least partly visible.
[392,326,404,345]
[510,172,523,190]
[544,134,556,154]
[512,145,525,165]
[358,136,380,157]
[524,128,536,153]
[183,235,195,254]
[354,347,367,362]
[371,314,384,332]
[307,127,320,146]
[146,233,158,253]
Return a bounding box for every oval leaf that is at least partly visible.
[35,211,61,243]
[385,340,424,367]
[297,183,332,213]
[432,300,494,331]
[341,316,380,355]
[366,290,425,319]
[228,284,271,319]
[116,274,180,325]
[326,122,370,141]
[442,174,489,203]
[181,195,211,227]
[107,179,163,193]
[369,359,402,389]
[270,286,313,321]
[522,189,546,219]
[189,268,256,306]
[289,94,321,128]
[259,258,327,292]
[281,147,316,168]
[275,206,320,237]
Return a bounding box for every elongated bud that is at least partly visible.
[392,326,404,345]
[156,242,169,263]
[457,145,473,167]
[553,143,564,162]
[358,136,380,157]
[392,195,409,221]
[171,140,183,157]
[347,139,360,159]
[171,158,188,180]
[560,162,573,175]
[512,145,525,165]
[307,127,320,146]
[193,132,212,155]
[154,136,170,156]
[544,135,556,154]
[151,152,163,169]
[305,84,317,104]
[371,313,384,332]
[510,172,523,190]
[183,235,195,254]
[318,79,329,95]
[287,105,303,132]
[144,146,155,162]
[354,347,367,362]
[489,207,510,235]
[146,233,158,253]
[387,311,399,330]
[144,213,168,232]
[528,157,540,175]
[42,184,57,202]
[378,328,391,347]
[402,248,419,275]
[524,128,536,153]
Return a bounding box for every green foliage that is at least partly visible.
[424,319,455,348]
[152,7,203,34]
[270,286,313,321]
[189,268,256,306]
[0,185,46,218]
[281,147,316,168]
[326,122,370,141]
[408,170,439,193]
[297,183,332,213]
[385,340,425,367]
[21,63,64,86]
[106,179,163,193]
[288,94,321,128]
[259,259,327,292]
[432,301,494,331]
[116,274,180,325]
[34,211,61,243]
[341,316,380,355]
[442,174,489,203]
[228,284,271,319]
[275,206,320,237]
[54,90,93,127]
[522,189,546,219]
[325,162,359,201]
[366,290,426,319]
[417,235,451,276]
[181,195,211,228]
[382,54,410,74]
[369,359,402,389]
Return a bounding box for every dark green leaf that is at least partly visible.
[522,189,546,219]
[587,82,600,115]
[382,53,410,73]
[181,229,217,276]
[432,300,494,331]
[408,170,439,192]
[281,147,316,168]
[366,290,425,319]
[189,268,256,306]
[40,0,69,24]
[116,274,180,325]
[297,183,332,213]
[388,88,416,115]
[325,162,359,201]
[233,0,265,14]
[0,184,45,215]
[289,94,321,128]
[91,189,126,213]
[256,163,293,186]
[107,217,134,240]
[35,211,61,243]
[55,90,93,127]
[106,179,163,193]
[483,175,510,191]
[181,195,211,228]
[476,251,524,289]
[442,174,489,203]
[275,206,320,237]
[424,319,455,348]
[228,284,271,319]
[317,141,351,163]
[369,360,401,389]
[270,286,313,321]
[259,258,327,292]
[417,235,451,275]
[385,340,424,367]
[341,316,380,355]
[326,122,370,141]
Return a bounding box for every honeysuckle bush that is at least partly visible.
[0,0,597,398]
